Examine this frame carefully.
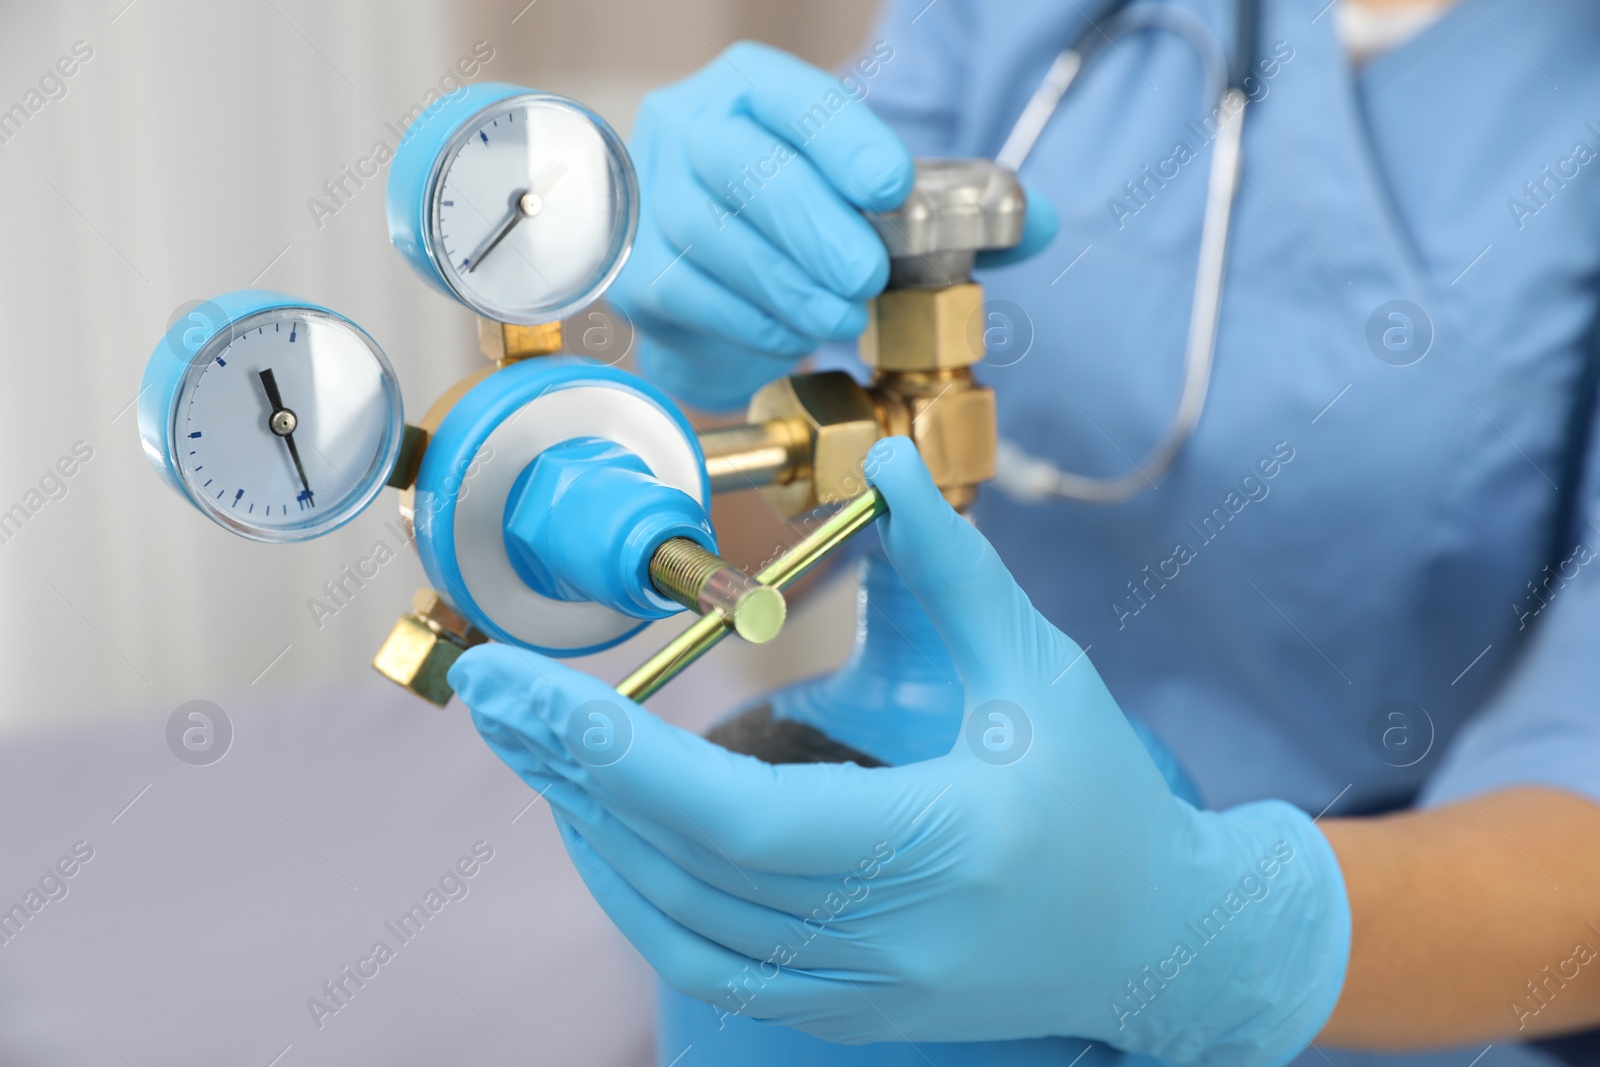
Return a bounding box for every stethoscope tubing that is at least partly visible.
[992,0,1255,504]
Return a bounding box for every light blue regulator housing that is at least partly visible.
[385,81,638,324]
[137,289,403,543]
[385,82,526,303]
[412,358,713,656]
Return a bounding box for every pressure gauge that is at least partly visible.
[387,83,638,325]
[139,290,404,543]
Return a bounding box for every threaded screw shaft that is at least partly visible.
[649,538,787,644]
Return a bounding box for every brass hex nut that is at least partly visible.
[748,371,882,517]
[871,371,996,510]
[373,614,464,706]
[372,589,488,706]
[906,383,997,493]
[859,284,985,372]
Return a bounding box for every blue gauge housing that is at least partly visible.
[412,357,711,656]
[139,289,297,496]
[138,289,404,543]
[385,81,639,325]
[386,82,526,303]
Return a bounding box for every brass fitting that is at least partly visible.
[699,417,811,493]
[478,318,564,365]
[747,371,881,518]
[859,282,996,509]
[372,588,488,706]
[711,287,997,513]
[859,283,985,372]
[871,368,995,512]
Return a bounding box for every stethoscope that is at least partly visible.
[993,0,1260,504]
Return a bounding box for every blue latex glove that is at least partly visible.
[450,438,1349,1065]
[607,42,1059,411]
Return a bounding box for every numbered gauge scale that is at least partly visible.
[387,83,638,325]
[138,292,404,542]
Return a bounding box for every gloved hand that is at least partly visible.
[450,438,1349,1066]
[607,42,1058,411]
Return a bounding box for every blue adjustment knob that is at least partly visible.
[504,437,716,619]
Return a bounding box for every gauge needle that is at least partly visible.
[464,190,530,273]
[258,368,314,508]
[463,163,570,273]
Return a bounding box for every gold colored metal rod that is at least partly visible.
[699,418,808,493]
[752,488,888,588]
[616,488,888,703]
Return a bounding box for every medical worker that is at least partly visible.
[451,0,1600,1063]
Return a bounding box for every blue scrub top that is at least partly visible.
[824,2,1600,1061]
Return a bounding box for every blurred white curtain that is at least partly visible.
[0,1,500,733]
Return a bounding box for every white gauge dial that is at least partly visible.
[429,94,637,325]
[175,308,402,542]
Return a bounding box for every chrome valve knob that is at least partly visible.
[865,159,1027,289]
